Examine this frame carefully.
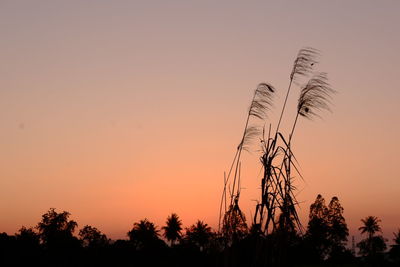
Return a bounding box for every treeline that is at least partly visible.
[0,195,399,267]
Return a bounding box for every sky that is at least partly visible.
[1,0,399,244]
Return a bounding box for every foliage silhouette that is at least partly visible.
[79,225,109,248]
[222,196,248,246]
[359,216,382,240]
[162,213,183,246]
[127,218,165,251]
[304,194,351,263]
[14,226,42,265]
[15,226,40,249]
[184,220,214,252]
[0,207,398,266]
[0,232,17,266]
[389,229,400,263]
[36,208,79,249]
[305,194,331,261]
[216,47,336,267]
[357,216,387,262]
[1,48,397,267]
[326,196,349,261]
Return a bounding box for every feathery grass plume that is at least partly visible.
[297,72,335,120]
[219,82,275,234]
[248,82,275,121]
[270,72,335,240]
[233,81,275,171]
[276,47,319,132]
[239,82,275,151]
[219,47,334,266]
[290,47,320,83]
[241,126,262,152]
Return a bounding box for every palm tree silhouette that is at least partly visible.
[185,220,213,251]
[127,218,160,250]
[359,216,383,257]
[359,216,382,241]
[162,213,182,246]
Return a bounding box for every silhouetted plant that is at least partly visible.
[217,47,335,267]
[219,82,275,237]
[357,216,387,259]
[389,229,400,263]
[304,195,350,262]
[305,194,330,261]
[127,218,163,250]
[326,197,349,256]
[79,225,109,248]
[14,226,42,264]
[15,226,40,249]
[185,220,214,252]
[358,236,387,257]
[359,216,382,241]
[0,232,17,266]
[253,48,334,236]
[36,208,80,251]
[162,213,183,246]
[222,196,248,246]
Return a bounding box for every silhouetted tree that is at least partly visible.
[79,225,109,248]
[34,208,81,266]
[304,195,351,263]
[357,236,387,256]
[357,216,387,260]
[389,229,400,263]
[162,213,182,246]
[13,227,41,265]
[359,216,382,241]
[127,218,164,250]
[222,196,248,245]
[305,194,330,261]
[185,220,214,252]
[15,226,40,248]
[326,196,349,260]
[36,208,80,251]
[0,232,17,266]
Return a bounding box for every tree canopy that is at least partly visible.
[162,213,183,246]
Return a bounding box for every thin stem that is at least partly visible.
[230,91,258,207]
[276,79,293,133]
[289,111,300,146]
[218,172,228,232]
[219,90,258,231]
[218,149,239,232]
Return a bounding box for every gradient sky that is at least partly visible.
[1,0,399,244]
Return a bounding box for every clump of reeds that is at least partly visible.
[218,82,275,242]
[219,47,335,266]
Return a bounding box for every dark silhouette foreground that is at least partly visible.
[0,200,399,267]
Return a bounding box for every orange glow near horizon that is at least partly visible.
[0,1,399,245]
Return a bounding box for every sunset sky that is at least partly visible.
[1,0,399,244]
